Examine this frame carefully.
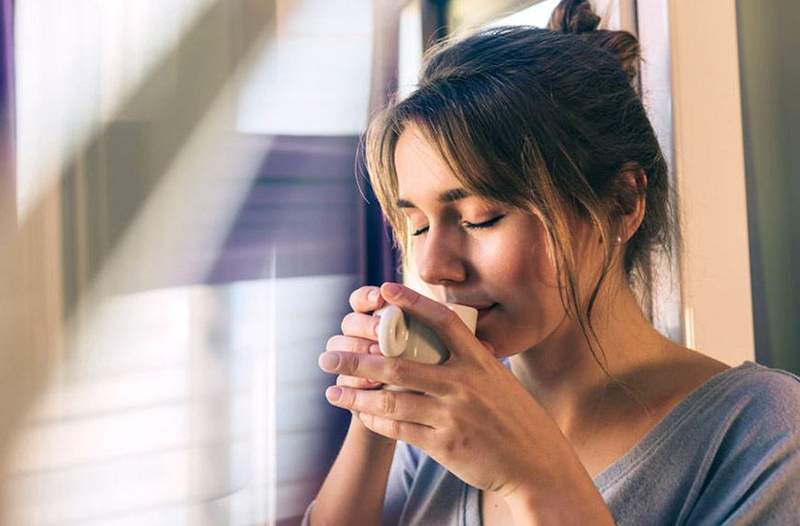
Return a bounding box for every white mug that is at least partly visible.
[372,303,478,392]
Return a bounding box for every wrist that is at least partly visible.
[349,412,396,446]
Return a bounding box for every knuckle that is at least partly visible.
[445,367,472,399]
[332,351,351,375]
[455,377,477,401]
[388,419,402,438]
[438,404,457,429]
[380,390,398,416]
[342,387,357,407]
[386,358,407,385]
[441,435,457,455]
[356,338,373,354]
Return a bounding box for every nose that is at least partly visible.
[415,228,467,285]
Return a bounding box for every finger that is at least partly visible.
[349,285,385,314]
[326,385,440,428]
[358,412,433,448]
[326,334,380,355]
[340,312,381,341]
[379,282,481,362]
[336,374,383,389]
[326,335,383,388]
[318,351,451,397]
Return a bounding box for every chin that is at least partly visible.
[476,329,535,361]
[473,332,509,361]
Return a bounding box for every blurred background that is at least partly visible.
[0,0,796,524]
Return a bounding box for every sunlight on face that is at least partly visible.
[394,123,574,358]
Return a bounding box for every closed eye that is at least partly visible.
[411,215,506,237]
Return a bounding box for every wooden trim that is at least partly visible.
[667,0,754,364]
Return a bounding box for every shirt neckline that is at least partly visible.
[592,360,757,489]
[465,361,759,524]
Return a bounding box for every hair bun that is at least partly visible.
[547,0,640,85]
[547,0,600,34]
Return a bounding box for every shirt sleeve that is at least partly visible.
[300,500,314,526]
[682,368,800,525]
[381,440,422,526]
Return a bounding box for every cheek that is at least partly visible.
[476,233,561,309]
[486,232,557,287]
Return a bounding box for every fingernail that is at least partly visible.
[383,282,401,298]
[369,343,380,354]
[318,352,340,371]
[326,386,342,401]
[368,288,380,302]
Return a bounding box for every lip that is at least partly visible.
[476,303,497,315]
[475,304,497,327]
[453,302,495,310]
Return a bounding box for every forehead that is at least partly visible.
[394,123,460,201]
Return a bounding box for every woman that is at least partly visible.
[304,1,800,524]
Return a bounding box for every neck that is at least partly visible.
[509,281,670,438]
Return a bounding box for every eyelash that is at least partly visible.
[410,215,506,237]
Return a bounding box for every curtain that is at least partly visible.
[4,1,392,524]
[0,0,13,231]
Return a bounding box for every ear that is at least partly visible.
[613,166,647,243]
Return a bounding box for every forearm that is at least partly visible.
[504,463,615,526]
[309,417,397,526]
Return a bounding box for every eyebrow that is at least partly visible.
[396,188,471,208]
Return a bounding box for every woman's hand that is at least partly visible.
[324,285,388,419]
[318,282,585,501]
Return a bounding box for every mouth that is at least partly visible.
[446,295,497,320]
[476,303,497,318]
[454,302,495,311]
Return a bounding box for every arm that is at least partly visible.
[319,283,616,525]
[306,285,399,525]
[308,417,397,526]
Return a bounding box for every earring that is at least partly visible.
[615,235,622,245]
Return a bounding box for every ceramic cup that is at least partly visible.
[372,302,478,392]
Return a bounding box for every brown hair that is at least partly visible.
[364,0,677,386]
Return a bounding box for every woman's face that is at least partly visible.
[394,124,592,359]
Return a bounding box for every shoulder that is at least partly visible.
[630,360,800,484]
[711,361,800,427]
[681,361,800,452]
[682,363,800,522]
[689,361,800,486]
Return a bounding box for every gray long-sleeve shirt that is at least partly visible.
[304,361,800,525]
